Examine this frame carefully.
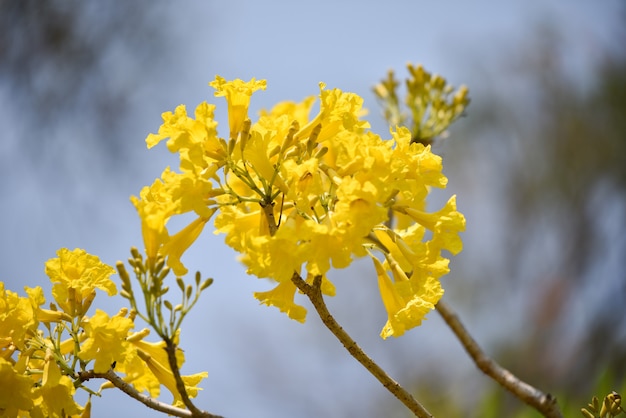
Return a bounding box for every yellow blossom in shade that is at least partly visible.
[213,204,266,252]
[281,157,325,212]
[40,349,82,417]
[333,177,388,239]
[45,248,116,316]
[242,129,289,193]
[209,75,267,139]
[79,309,134,373]
[254,280,307,323]
[0,357,34,413]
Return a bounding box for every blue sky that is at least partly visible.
[0,1,623,417]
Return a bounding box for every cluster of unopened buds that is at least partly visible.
[582,391,624,418]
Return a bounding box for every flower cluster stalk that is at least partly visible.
[291,273,433,418]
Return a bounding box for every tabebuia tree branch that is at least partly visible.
[435,299,563,418]
[78,369,223,418]
[163,338,211,418]
[291,273,433,418]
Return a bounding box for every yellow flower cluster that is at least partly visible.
[0,248,205,416]
[141,73,465,338]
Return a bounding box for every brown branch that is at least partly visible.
[291,273,433,418]
[262,198,431,416]
[163,338,213,417]
[435,299,563,418]
[78,369,223,418]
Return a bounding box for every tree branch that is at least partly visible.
[78,369,223,418]
[164,338,211,417]
[291,273,433,418]
[435,299,563,418]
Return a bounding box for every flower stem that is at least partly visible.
[291,273,433,418]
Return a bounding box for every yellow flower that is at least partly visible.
[254,281,307,323]
[161,214,212,276]
[296,83,369,143]
[0,282,39,353]
[333,177,388,240]
[131,176,176,261]
[0,357,34,414]
[146,104,191,149]
[371,255,443,339]
[79,309,134,373]
[402,195,465,255]
[146,102,225,170]
[39,348,82,417]
[209,75,267,139]
[390,127,448,189]
[281,157,325,212]
[132,168,219,272]
[242,129,288,193]
[161,167,221,218]
[45,248,116,316]
[109,329,162,398]
[134,338,207,408]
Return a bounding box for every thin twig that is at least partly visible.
[435,299,563,418]
[78,369,223,418]
[164,338,213,417]
[291,273,433,418]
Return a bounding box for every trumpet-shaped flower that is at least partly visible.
[135,340,207,408]
[45,248,116,316]
[131,175,176,261]
[79,309,134,373]
[0,357,34,413]
[371,255,444,339]
[209,75,266,139]
[132,167,219,274]
[254,280,307,323]
[146,103,224,171]
[402,195,465,255]
[39,349,82,417]
[161,214,212,276]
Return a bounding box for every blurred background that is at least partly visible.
[1,1,624,417]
